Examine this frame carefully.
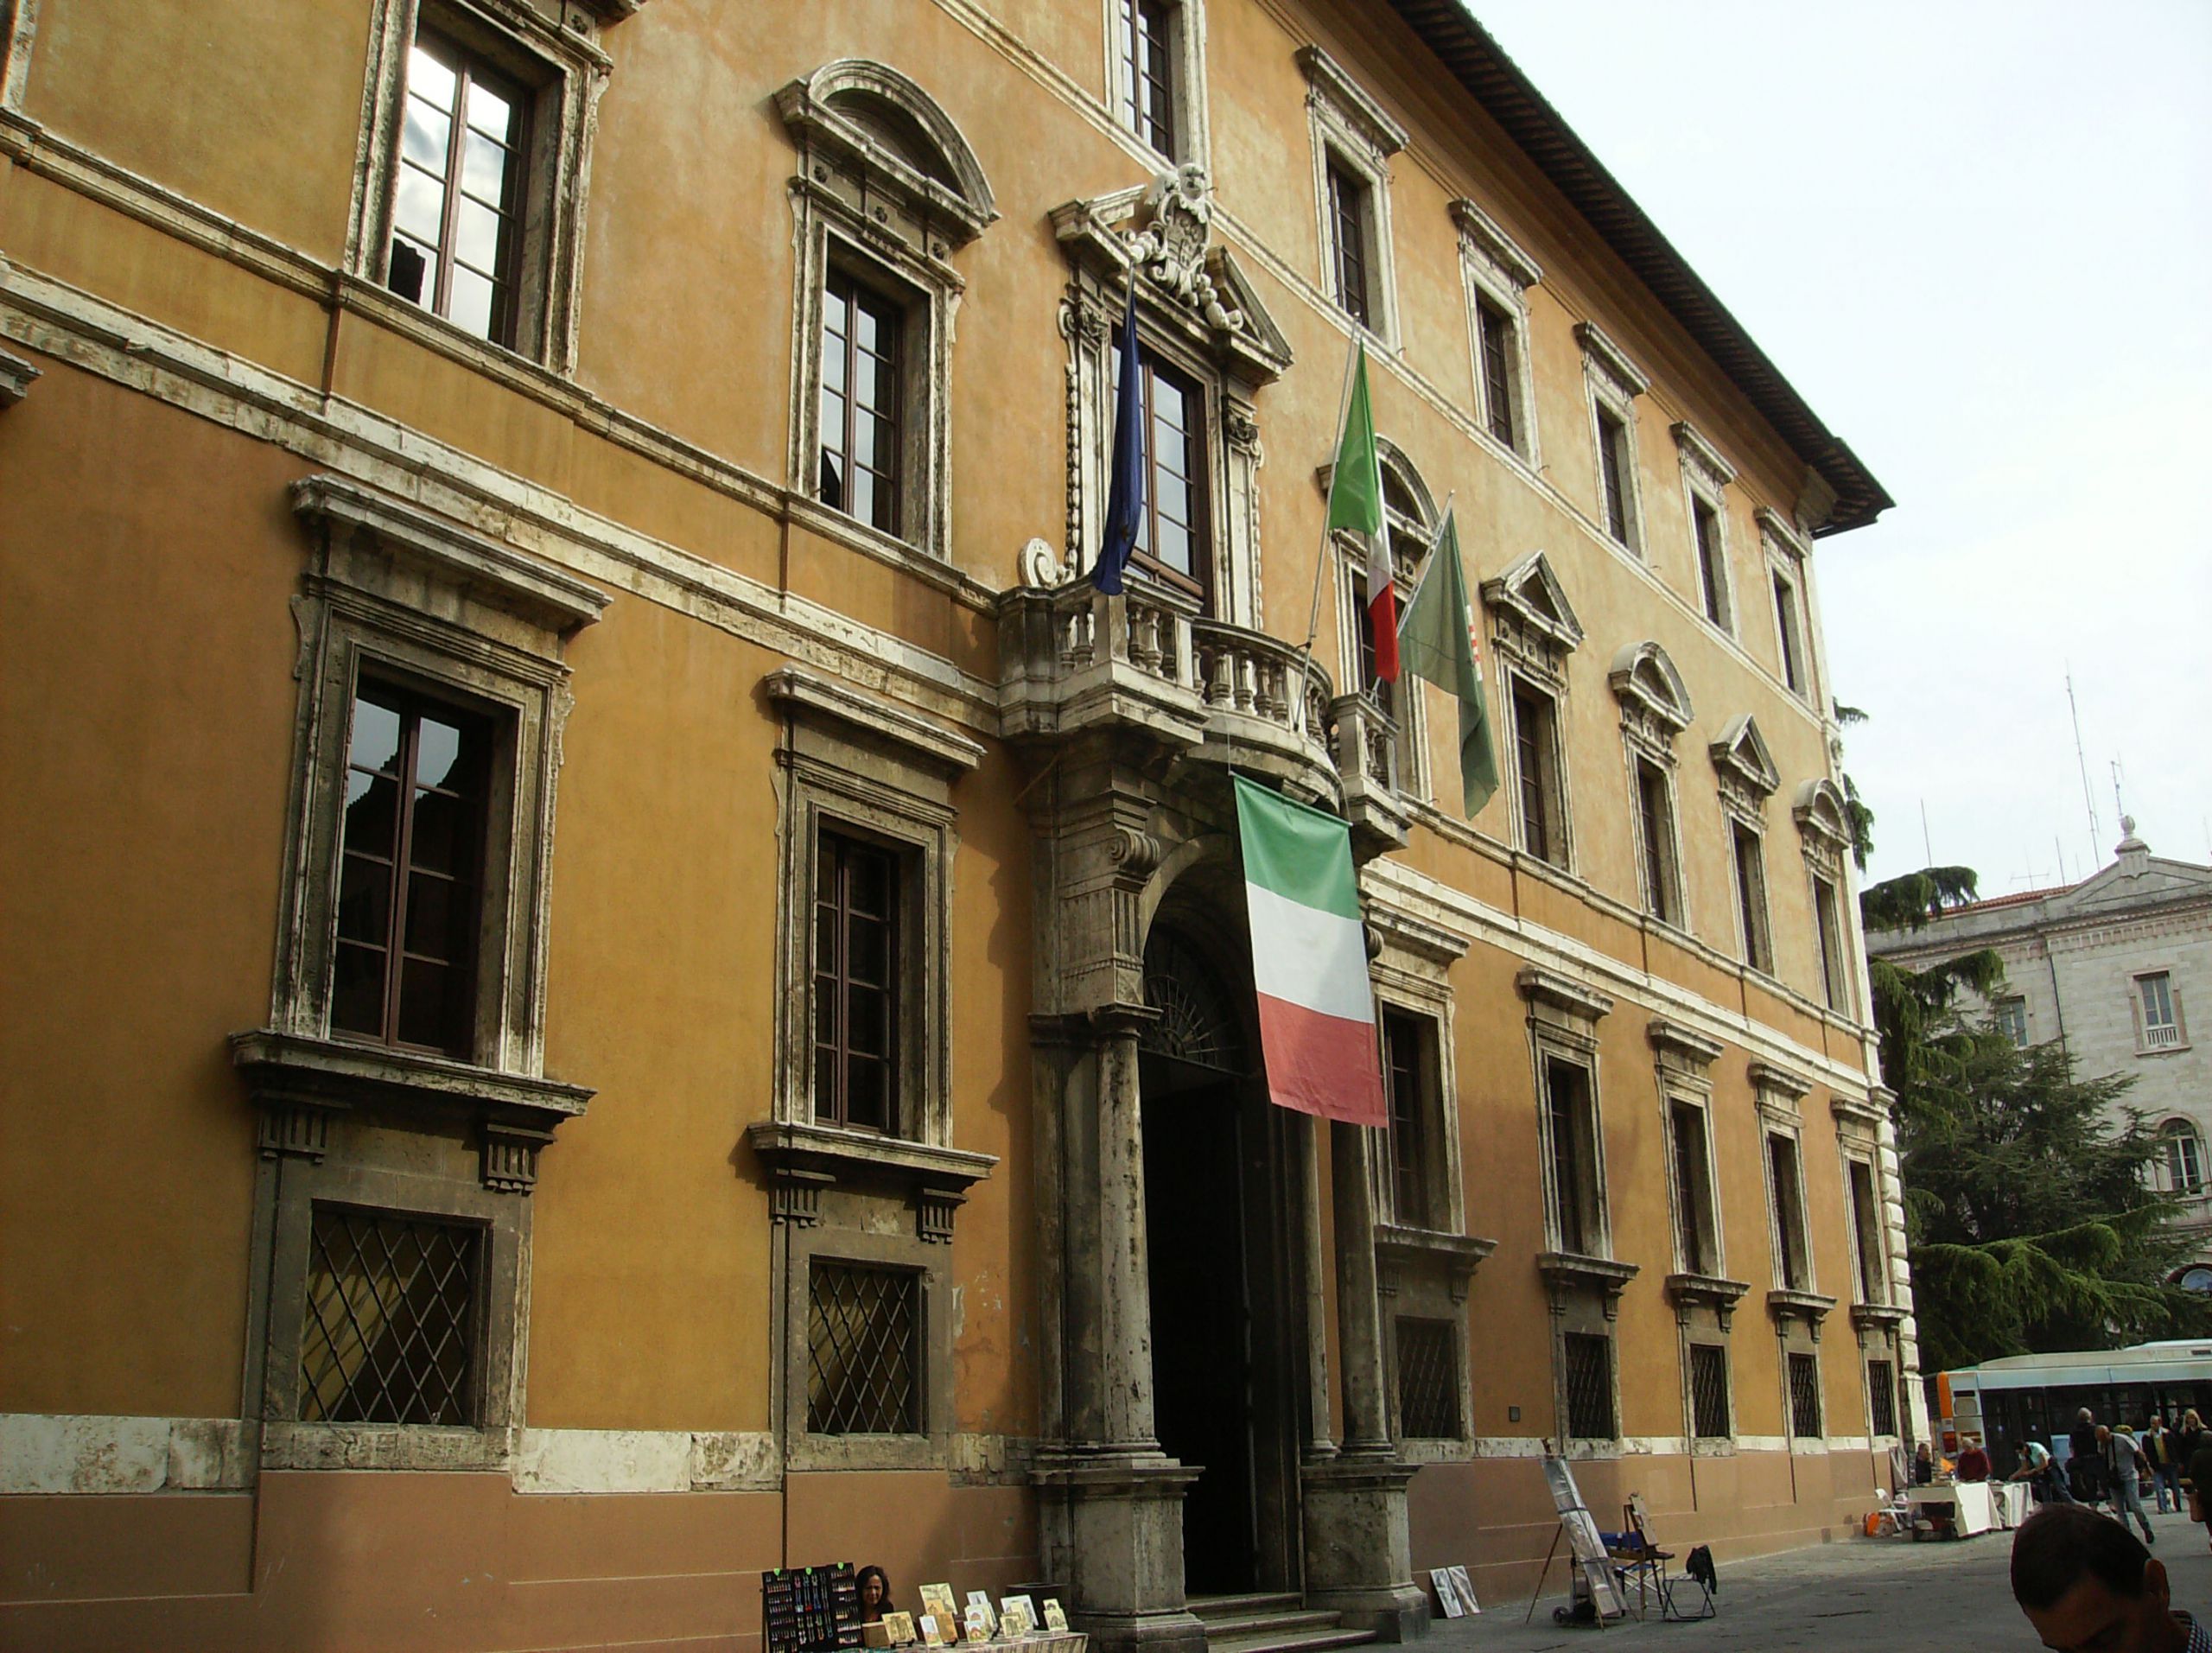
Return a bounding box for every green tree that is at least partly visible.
[1859,866,2203,1373]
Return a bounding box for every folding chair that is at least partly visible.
[1626,1494,1713,1622]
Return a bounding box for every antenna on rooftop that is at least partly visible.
[2111,758,2128,828]
[1920,798,1934,868]
[2066,669,2101,862]
[2055,836,2069,887]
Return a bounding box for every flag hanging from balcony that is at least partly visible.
[1326,340,1396,682]
[1093,283,1145,595]
[1396,504,1501,817]
[1233,774,1387,1128]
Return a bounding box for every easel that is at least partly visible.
[1522,1454,1626,1628]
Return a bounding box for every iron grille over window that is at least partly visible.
[1563,1332,1615,1439]
[1688,1343,1730,1439]
[808,1261,920,1434]
[333,679,492,1057]
[301,1206,481,1426]
[1788,1351,1823,1439]
[1396,1317,1461,1440]
[1867,1359,1898,1438]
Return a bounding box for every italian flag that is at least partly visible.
[1327,340,1396,683]
[1233,775,1386,1127]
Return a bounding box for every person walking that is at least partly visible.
[2180,1409,2208,1480]
[2107,1425,2158,1544]
[2075,1408,2113,1510]
[2148,1417,2183,1515]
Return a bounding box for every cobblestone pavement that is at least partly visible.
[1428,1506,2212,1651]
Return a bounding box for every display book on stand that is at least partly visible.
[761,1566,1080,1653]
[1520,1455,1713,1629]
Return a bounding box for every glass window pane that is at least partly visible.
[408,787,468,874]
[464,77,514,142]
[394,163,447,246]
[331,940,388,1036]
[448,264,496,340]
[849,914,887,986]
[349,696,404,774]
[453,198,503,274]
[847,985,885,1056]
[408,44,458,111]
[461,129,511,208]
[337,854,393,947]
[847,467,875,527]
[1154,469,1187,526]
[415,715,462,789]
[846,1056,887,1130]
[1154,517,1191,575]
[397,955,465,1049]
[403,872,461,962]
[343,772,402,863]
[403,99,451,171]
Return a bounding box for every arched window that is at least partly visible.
[2158,1120,2206,1196]
[1335,440,1438,797]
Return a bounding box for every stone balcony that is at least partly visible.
[999,580,1408,854]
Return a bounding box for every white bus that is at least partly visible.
[1941,1339,2212,1477]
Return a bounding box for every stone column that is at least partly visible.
[1301,1122,1427,1640]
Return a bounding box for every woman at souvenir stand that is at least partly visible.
[858,1568,895,1626]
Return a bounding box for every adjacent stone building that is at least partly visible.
[1867,821,2212,1270]
[0,0,1916,1646]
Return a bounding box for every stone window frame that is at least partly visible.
[1783,1346,1826,1445]
[1674,421,1737,635]
[1833,1087,1907,1439]
[1484,550,1585,871]
[1326,437,1438,798]
[1684,1338,1737,1447]
[1761,1122,1816,1298]
[778,59,999,566]
[1993,995,2030,1047]
[1451,196,1542,467]
[2134,970,2191,1053]
[1712,715,1781,976]
[1298,45,1407,349]
[1758,507,1819,705]
[1575,320,1651,557]
[1794,778,1858,1017]
[1101,0,1211,169]
[1650,1019,1746,1454]
[1,0,36,111]
[779,1221,956,1472]
[1752,1062,1835,1381]
[1610,641,1694,932]
[346,0,612,372]
[235,474,607,1474]
[2156,1117,2206,1195]
[0,346,37,408]
[1052,169,1293,629]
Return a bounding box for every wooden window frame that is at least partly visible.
[1634,754,1682,926]
[1117,0,1178,155]
[818,267,906,537]
[1327,157,1373,328]
[1126,346,1212,607]
[1510,674,1567,869]
[1732,820,1773,974]
[1847,1155,1886,1305]
[1542,1054,1607,1259]
[812,829,904,1135]
[1669,1099,1720,1278]
[1596,404,1634,548]
[1772,568,1808,696]
[1766,1129,1813,1294]
[1811,871,1850,1014]
[1382,1008,1439,1230]
[1693,496,1731,630]
[1475,296,1517,449]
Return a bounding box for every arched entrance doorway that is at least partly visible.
[1139,919,1302,1597]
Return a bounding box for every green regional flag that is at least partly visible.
[1325,340,1383,537]
[1395,505,1500,817]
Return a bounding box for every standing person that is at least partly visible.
[1914,1440,1936,1485]
[2148,1417,2182,1515]
[2188,1428,2212,1553]
[2076,1408,2112,1509]
[2108,1425,2158,1544]
[2013,1436,2075,1504]
[2180,1409,2208,1481]
[2009,1506,2212,1652]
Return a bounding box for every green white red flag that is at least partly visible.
[1232,774,1385,1127]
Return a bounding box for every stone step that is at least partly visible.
[1185,1594,1305,1622]
[1198,1608,1348,1640]
[1206,1627,1376,1653]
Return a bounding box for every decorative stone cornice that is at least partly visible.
[1481,550,1584,683]
[1830,1090,1890,1135]
[289,474,610,639]
[569,0,648,16]
[744,1120,997,1244]
[1664,1272,1750,1330]
[1767,1288,1837,1339]
[1539,1252,1640,1319]
[1573,320,1649,397]
[1794,779,1853,872]
[1516,966,1614,1023]
[1610,640,1694,747]
[1365,902,1471,968]
[1756,505,1810,561]
[1710,715,1781,810]
[1671,421,1736,489]
[1376,1225,1497,1304]
[764,666,984,779]
[0,347,38,407]
[1749,1059,1813,1103]
[1296,45,1408,158]
[1850,1302,1909,1336]
[776,60,998,245]
[1449,198,1541,289]
[1648,1018,1726,1070]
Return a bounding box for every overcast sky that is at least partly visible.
[1468,0,2212,894]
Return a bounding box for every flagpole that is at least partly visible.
[1292,332,1367,736]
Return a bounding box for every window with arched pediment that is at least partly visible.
[778,60,997,562]
[1332,439,1437,798]
[1610,640,1693,928]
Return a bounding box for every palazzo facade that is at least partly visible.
[0,0,1921,1646]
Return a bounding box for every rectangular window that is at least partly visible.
[1595,406,1633,547]
[1395,1317,1462,1440]
[1693,498,1729,628]
[1812,873,1850,1013]
[1511,681,1562,866]
[387,29,529,345]
[1772,570,1806,694]
[1635,758,1680,925]
[1119,0,1176,156]
[1732,822,1772,971]
[1769,1134,1809,1292]
[1118,348,1209,603]
[1563,1331,1616,1440]
[807,1260,921,1435]
[1328,158,1372,327]
[333,678,493,1058]
[2140,972,2182,1049]
[1688,1343,1730,1440]
[814,830,900,1133]
[1995,996,2029,1047]
[1476,297,1516,449]
[1670,1102,1716,1277]
[1382,1009,1434,1229]
[1788,1350,1823,1439]
[1350,571,1394,718]
[1867,1358,1898,1438]
[819,269,905,535]
[1849,1159,1885,1305]
[2161,1126,2203,1194]
[301,1205,482,1427]
[1545,1058,1602,1257]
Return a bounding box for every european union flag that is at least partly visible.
[1093,283,1145,594]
